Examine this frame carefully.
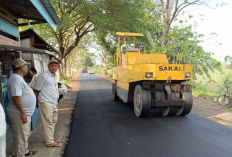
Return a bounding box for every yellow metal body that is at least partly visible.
[88,67,94,74]
[113,32,193,91]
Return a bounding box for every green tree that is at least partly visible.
[83,53,95,68]
[148,0,226,48]
[141,0,224,82]
[225,64,232,70]
[19,0,144,76]
[225,56,232,65]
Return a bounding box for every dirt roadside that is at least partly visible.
[97,75,232,129]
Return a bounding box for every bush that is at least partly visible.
[226,64,232,70]
[107,71,112,77]
[193,73,232,100]
[59,76,71,83]
[74,71,82,75]
[192,81,218,100]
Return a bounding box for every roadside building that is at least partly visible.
[20,29,60,81]
[0,0,61,144]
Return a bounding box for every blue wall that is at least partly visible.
[0,19,19,37]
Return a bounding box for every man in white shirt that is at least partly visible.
[33,59,62,147]
[7,58,37,156]
[0,103,6,157]
[29,67,38,89]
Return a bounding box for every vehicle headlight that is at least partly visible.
[186,72,191,78]
[145,72,153,78]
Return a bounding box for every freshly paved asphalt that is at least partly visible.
[63,74,232,157]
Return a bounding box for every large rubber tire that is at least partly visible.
[134,85,151,117]
[162,86,179,116]
[217,95,229,106]
[149,91,165,117]
[176,91,193,116]
[112,81,119,101]
[166,92,179,116]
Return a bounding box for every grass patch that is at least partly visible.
[195,70,232,82]
[59,76,71,84]
[107,71,112,77]
[74,71,82,76]
[193,70,232,100]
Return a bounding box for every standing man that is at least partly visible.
[33,59,62,147]
[7,58,37,156]
[29,67,38,89]
[0,103,6,157]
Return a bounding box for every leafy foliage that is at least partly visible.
[18,0,229,83]
[83,53,95,68]
[19,0,144,76]
[141,0,222,81]
[193,72,232,100]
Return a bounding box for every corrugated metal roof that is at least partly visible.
[0,45,60,62]
[0,0,61,25]
[40,0,62,25]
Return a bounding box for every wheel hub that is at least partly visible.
[136,92,141,108]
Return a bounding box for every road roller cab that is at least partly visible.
[112,32,193,118]
[88,67,94,74]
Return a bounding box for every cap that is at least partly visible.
[49,59,59,64]
[12,58,26,68]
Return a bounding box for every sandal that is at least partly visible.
[25,151,37,156]
[46,142,62,147]
[54,139,61,142]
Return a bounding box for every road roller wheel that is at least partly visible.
[163,87,179,116]
[165,92,179,116]
[112,81,119,101]
[134,85,151,117]
[176,91,193,116]
[149,91,165,117]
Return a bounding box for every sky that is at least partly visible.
[91,0,232,64]
[180,0,232,63]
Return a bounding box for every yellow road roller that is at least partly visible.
[88,67,94,74]
[112,32,193,117]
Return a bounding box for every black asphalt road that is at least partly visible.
[63,74,232,157]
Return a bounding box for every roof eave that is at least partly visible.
[40,0,62,25]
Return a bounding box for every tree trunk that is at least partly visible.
[161,25,169,48]
[63,57,67,76]
[193,77,196,88]
[104,54,107,75]
[69,56,72,77]
[57,68,61,80]
[58,62,63,78]
[172,55,176,64]
[104,67,107,75]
